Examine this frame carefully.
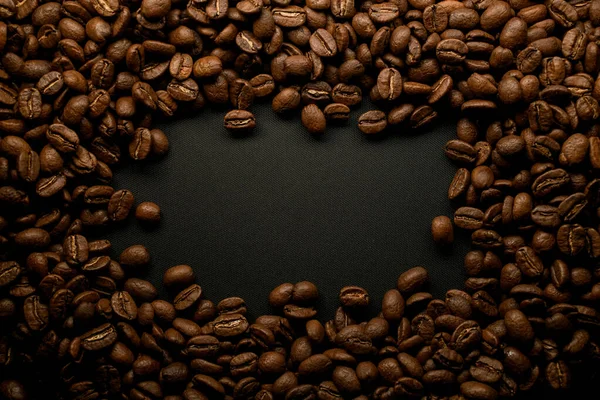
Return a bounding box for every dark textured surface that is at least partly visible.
[105,101,471,320]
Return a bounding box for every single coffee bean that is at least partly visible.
[167,79,199,102]
[377,68,402,100]
[249,74,275,97]
[272,88,301,113]
[301,104,326,134]
[129,128,152,161]
[47,124,79,153]
[323,103,350,122]
[224,110,256,133]
[81,323,118,351]
[120,245,150,269]
[358,110,387,134]
[445,140,476,165]
[108,189,135,222]
[339,286,369,308]
[135,202,161,224]
[111,291,138,321]
[431,216,454,245]
[213,313,249,337]
[174,284,202,311]
[398,267,429,294]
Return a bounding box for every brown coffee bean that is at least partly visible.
[323,103,350,122]
[47,124,79,153]
[81,323,118,351]
[437,39,468,64]
[301,104,326,134]
[135,202,161,224]
[174,284,202,311]
[224,110,256,133]
[358,110,387,134]
[213,313,249,337]
[129,128,152,161]
[460,381,498,400]
[249,74,275,97]
[398,267,429,294]
[163,265,195,289]
[431,216,453,245]
[310,29,337,57]
[377,68,402,100]
[120,245,150,269]
[111,291,138,321]
[108,189,134,222]
[339,286,369,308]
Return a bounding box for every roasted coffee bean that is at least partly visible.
[249,74,275,98]
[111,291,138,321]
[135,202,161,224]
[224,110,256,133]
[460,381,498,400]
[108,189,134,222]
[310,29,337,57]
[173,284,202,311]
[339,286,369,308]
[323,103,350,122]
[301,104,326,134]
[437,39,468,64]
[272,88,301,113]
[81,323,118,351]
[47,124,79,153]
[377,68,402,100]
[431,215,454,245]
[213,313,249,337]
[358,110,387,134]
[445,140,477,165]
[332,84,362,106]
[0,261,20,288]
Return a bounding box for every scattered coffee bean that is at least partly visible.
[135,202,161,225]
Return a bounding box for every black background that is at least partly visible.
[105,100,471,320]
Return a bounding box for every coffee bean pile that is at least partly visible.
[1,0,600,397]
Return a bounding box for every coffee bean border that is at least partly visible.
[1,0,600,398]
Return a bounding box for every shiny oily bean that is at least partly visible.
[358,110,387,134]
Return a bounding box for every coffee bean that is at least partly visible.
[301,104,326,134]
[331,0,355,18]
[46,124,79,153]
[358,110,387,134]
[398,267,429,294]
[135,202,161,224]
[174,284,202,311]
[81,323,118,350]
[0,261,20,288]
[108,189,135,222]
[437,39,468,64]
[120,245,150,269]
[460,381,498,400]
[129,128,152,161]
[224,110,256,133]
[332,83,362,106]
[213,313,249,337]
[272,6,306,28]
[377,68,402,100]
[16,149,40,183]
[167,79,199,102]
[249,74,275,97]
[339,286,369,308]
[445,140,476,165]
[321,103,349,122]
[431,216,454,245]
[111,291,138,320]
